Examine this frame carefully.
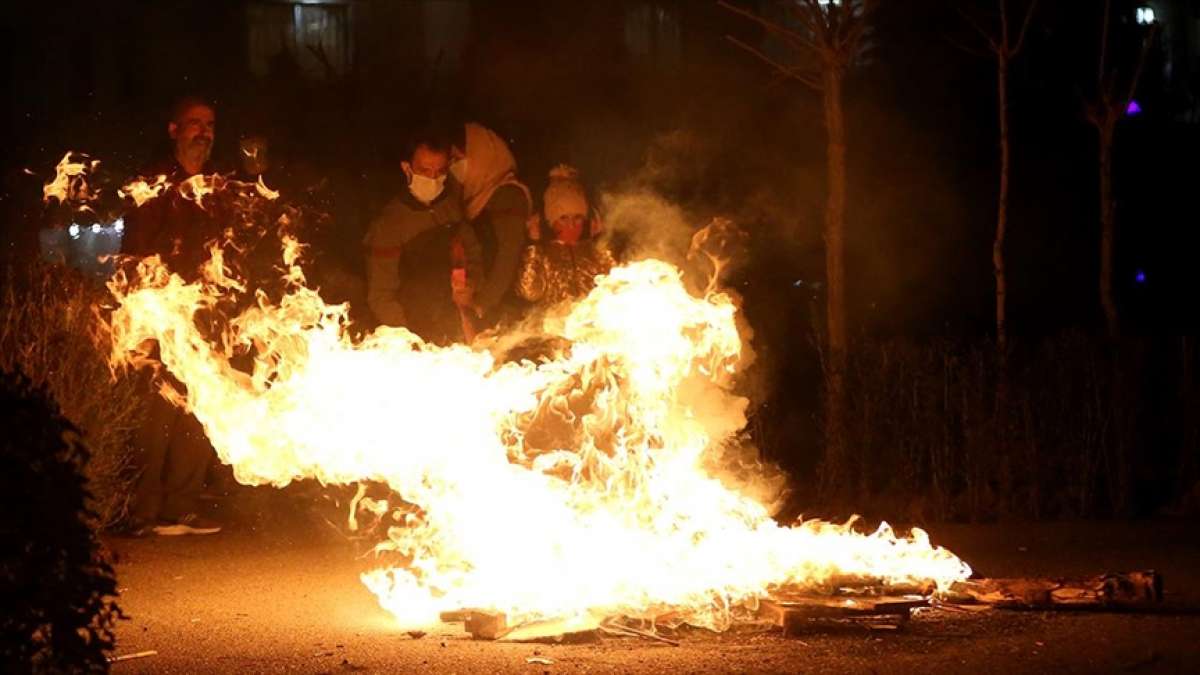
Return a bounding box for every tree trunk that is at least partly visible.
[822,68,849,494]
[994,55,1012,511]
[995,56,1010,354]
[1099,121,1119,338]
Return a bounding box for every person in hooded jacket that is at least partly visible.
[365,129,483,345]
[448,123,532,328]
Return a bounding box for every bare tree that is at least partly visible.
[1084,0,1156,339]
[956,0,1039,355]
[719,0,875,494]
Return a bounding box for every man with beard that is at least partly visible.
[121,95,225,536]
[123,96,225,273]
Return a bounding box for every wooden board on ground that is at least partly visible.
[439,609,509,639]
[760,595,929,636]
[950,570,1163,610]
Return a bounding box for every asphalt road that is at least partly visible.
[105,495,1200,674]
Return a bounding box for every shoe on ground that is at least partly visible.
[153,513,222,536]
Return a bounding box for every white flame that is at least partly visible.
[106,240,971,635]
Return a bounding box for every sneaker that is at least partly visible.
[153,513,222,536]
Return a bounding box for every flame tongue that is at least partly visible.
[107,249,970,634]
[43,151,101,205]
[118,175,170,207]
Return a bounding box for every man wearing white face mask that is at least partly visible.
[365,128,483,344]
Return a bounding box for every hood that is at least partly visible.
[460,122,530,220]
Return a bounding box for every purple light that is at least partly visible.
[1126,100,1142,116]
[1135,270,1147,284]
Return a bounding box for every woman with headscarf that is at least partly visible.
[516,165,615,308]
[449,123,532,327]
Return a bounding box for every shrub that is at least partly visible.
[0,370,123,672]
[0,264,143,529]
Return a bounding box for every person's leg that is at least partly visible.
[129,393,178,525]
[159,412,214,522]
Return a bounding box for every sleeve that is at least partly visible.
[364,212,408,327]
[516,244,548,302]
[458,222,485,290]
[476,185,530,311]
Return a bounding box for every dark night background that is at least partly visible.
[1,0,1197,518]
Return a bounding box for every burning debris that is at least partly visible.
[103,210,973,640]
[948,570,1164,610]
[45,153,1167,645]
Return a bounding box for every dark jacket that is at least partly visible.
[121,158,227,280]
[471,183,530,325]
[365,181,482,345]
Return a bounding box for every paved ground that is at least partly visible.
[105,493,1200,674]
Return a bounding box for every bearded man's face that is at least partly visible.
[169,104,215,168]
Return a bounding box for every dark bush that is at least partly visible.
[0,369,123,673]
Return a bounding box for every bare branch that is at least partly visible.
[717,0,810,47]
[1000,0,1011,51]
[1098,0,1111,87]
[1011,0,1040,55]
[946,32,993,59]
[788,0,828,44]
[1122,24,1159,105]
[841,12,872,56]
[955,5,1000,53]
[725,34,823,91]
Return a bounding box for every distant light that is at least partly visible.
[1126,100,1142,116]
[91,223,101,234]
[113,217,124,232]
[1136,6,1156,25]
[68,223,80,239]
[1135,270,1147,284]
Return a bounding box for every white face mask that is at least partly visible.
[409,172,446,204]
[449,158,469,184]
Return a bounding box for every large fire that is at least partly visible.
[97,171,970,636]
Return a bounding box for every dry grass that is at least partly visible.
[0,263,144,529]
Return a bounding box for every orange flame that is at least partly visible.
[43,151,101,205]
[254,176,280,201]
[178,174,220,209]
[118,175,171,207]
[106,234,970,636]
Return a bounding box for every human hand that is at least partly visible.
[451,269,477,311]
[526,214,542,241]
[452,285,475,309]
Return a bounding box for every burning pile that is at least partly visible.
[100,177,970,637]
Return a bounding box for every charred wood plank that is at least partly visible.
[949,570,1163,610]
[760,595,928,636]
[439,609,510,639]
